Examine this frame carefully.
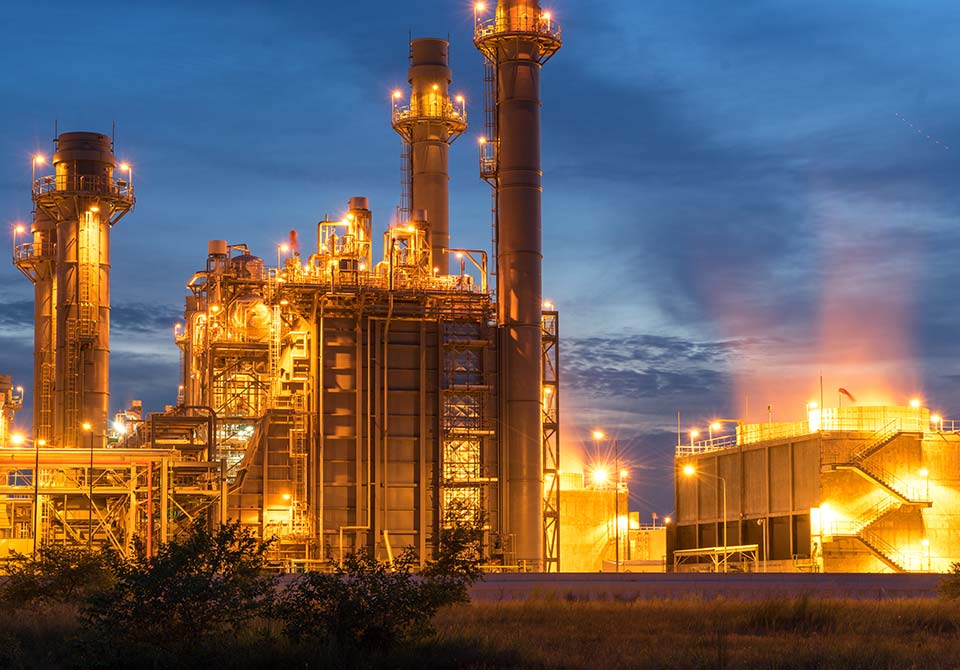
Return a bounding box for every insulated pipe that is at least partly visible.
[479,0,560,567]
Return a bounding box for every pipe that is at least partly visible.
[477,0,561,568]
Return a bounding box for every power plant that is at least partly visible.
[2,0,566,570]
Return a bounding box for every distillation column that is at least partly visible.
[475,0,561,566]
[25,132,135,448]
[392,38,467,271]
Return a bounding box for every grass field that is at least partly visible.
[3,597,960,669]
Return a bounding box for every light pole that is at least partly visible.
[593,430,623,573]
[683,464,727,572]
[83,421,93,549]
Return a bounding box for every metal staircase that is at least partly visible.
[825,422,929,572]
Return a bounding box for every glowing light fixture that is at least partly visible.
[591,467,609,486]
[910,398,921,408]
[89,206,100,213]
[710,422,722,431]
[682,464,696,477]
[592,430,605,440]
[920,468,929,477]
[82,422,92,431]
[14,224,25,234]
[475,2,486,11]
[113,421,127,436]
[10,434,25,446]
[690,429,700,439]
[478,136,487,144]
[33,155,45,165]
[392,90,402,99]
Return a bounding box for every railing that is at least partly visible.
[676,435,737,457]
[13,241,54,262]
[33,173,134,201]
[475,14,562,42]
[851,419,902,463]
[856,462,929,503]
[392,100,467,128]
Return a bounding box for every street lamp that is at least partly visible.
[709,422,722,442]
[683,464,728,572]
[593,430,622,573]
[82,421,93,549]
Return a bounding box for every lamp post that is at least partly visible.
[83,421,93,549]
[593,430,623,573]
[683,464,727,572]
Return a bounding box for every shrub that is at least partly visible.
[276,548,466,653]
[939,561,960,599]
[82,519,275,667]
[0,544,117,606]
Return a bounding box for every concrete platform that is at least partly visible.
[469,573,943,601]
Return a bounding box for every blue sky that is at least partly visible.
[2,1,960,515]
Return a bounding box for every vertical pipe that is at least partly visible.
[481,0,560,567]
[31,210,57,444]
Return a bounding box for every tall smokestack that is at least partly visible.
[18,132,135,448]
[476,0,561,566]
[392,38,467,270]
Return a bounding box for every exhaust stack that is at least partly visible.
[475,0,561,566]
[16,132,135,448]
[392,38,467,271]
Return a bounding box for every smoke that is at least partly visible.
[711,191,922,423]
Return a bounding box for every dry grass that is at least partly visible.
[433,597,960,670]
[3,596,960,669]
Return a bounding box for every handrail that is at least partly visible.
[851,419,903,463]
[392,100,466,127]
[475,14,562,42]
[33,173,134,201]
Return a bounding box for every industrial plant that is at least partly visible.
[1,0,577,571]
[674,403,960,573]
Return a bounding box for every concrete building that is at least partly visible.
[673,405,956,573]
[558,472,666,572]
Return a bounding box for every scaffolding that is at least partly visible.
[541,309,560,572]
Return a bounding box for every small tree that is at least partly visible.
[83,520,275,665]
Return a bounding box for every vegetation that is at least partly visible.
[938,561,960,599]
[8,525,960,669]
[0,544,116,606]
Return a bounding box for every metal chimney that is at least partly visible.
[475,0,561,567]
[17,132,135,448]
[392,38,467,271]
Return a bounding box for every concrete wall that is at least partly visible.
[559,487,629,572]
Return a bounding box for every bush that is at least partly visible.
[939,561,960,599]
[82,520,275,667]
[0,544,117,606]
